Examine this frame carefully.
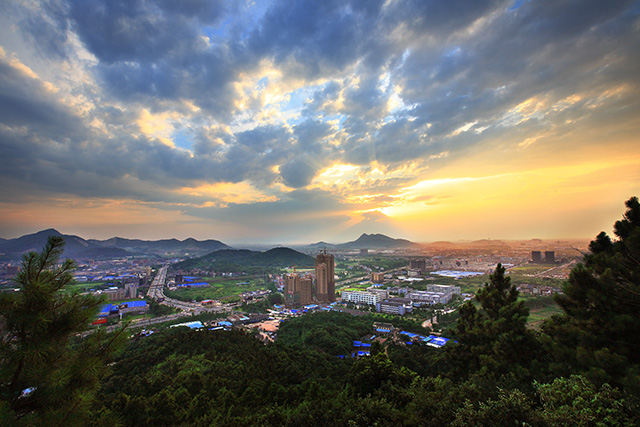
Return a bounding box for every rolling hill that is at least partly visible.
[175,247,315,272]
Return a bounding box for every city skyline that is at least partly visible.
[1,1,639,244]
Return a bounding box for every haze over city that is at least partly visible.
[1,1,639,244]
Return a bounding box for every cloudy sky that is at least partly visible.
[0,0,638,244]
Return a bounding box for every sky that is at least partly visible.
[0,0,639,245]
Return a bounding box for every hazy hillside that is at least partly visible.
[337,233,419,249]
[89,236,230,255]
[0,229,231,260]
[175,247,315,272]
[0,229,129,260]
[306,233,419,250]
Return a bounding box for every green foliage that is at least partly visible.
[545,197,640,392]
[0,236,126,426]
[147,299,175,316]
[92,327,353,426]
[451,388,536,427]
[176,248,314,273]
[535,375,639,426]
[277,311,373,355]
[447,263,540,383]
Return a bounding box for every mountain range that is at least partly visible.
[0,229,230,260]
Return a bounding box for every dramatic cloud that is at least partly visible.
[0,0,638,243]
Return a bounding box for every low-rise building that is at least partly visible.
[366,286,389,300]
[118,300,149,315]
[426,284,461,296]
[342,290,381,306]
[376,298,413,315]
[408,291,450,305]
[407,269,421,278]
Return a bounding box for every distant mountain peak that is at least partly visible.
[35,228,62,236]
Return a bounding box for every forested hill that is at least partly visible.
[175,247,315,271]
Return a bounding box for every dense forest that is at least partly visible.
[1,197,640,426]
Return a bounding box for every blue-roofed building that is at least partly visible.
[98,304,113,317]
[171,321,204,329]
[427,335,450,348]
[176,282,209,287]
[119,300,149,314]
[373,322,394,333]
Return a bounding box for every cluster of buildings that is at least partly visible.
[531,251,556,264]
[341,284,461,316]
[516,283,559,296]
[100,281,140,301]
[284,251,336,307]
[95,299,149,325]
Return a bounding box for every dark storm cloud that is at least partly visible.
[0,59,85,139]
[20,2,70,59]
[65,0,239,119]
[279,156,318,189]
[248,0,387,78]
[398,0,507,34]
[396,0,640,139]
[292,120,332,154]
[67,0,225,63]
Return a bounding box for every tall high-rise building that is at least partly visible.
[315,251,335,303]
[545,251,555,264]
[284,273,301,307]
[298,276,313,305]
[125,282,138,299]
[532,251,542,263]
[409,259,427,273]
[284,273,314,307]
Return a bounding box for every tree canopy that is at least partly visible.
[545,196,640,392]
[0,236,125,426]
[447,263,539,383]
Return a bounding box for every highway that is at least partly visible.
[147,265,234,314]
[146,265,168,299]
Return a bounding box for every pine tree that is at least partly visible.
[545,196,640,392]
[0,236,126,426]
[447,263,538,383]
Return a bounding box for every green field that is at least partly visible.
[64,281,107,294]
[164,277,270,302]
[527,305,564,329]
